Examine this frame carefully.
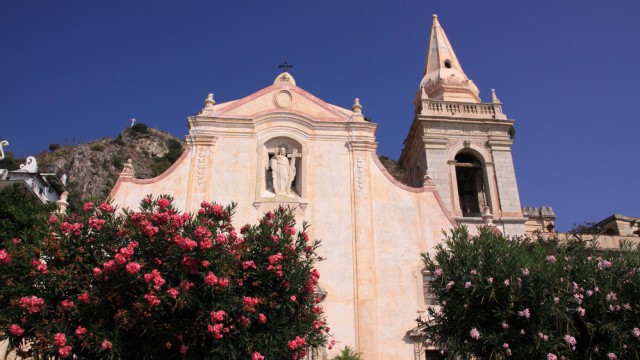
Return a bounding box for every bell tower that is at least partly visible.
[400,15,526,236]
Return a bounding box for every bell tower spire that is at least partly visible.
[419,14,480,103]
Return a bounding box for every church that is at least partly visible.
[110,15,528,359]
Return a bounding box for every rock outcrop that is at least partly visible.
[38,125,184,201]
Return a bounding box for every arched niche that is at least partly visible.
[257,136,305,199]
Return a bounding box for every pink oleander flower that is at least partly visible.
[157,197,170,208]
[83,201,94,211]
[465,282,471,289]
[258,313,267,324]
[144,292,161,307]
[19,295,45,313]
[58,345,71,358]
[521,267,529,276]
[125,262,141,274]
[546,255,557,263]
[502,343,509,348]
[61,299,74,310]
[607,353,617,359]
[598,260,612,269]
[205,271,218,286]
[469,328,480,340]
[576,306,585,316]
[252,352,265,360]
[54,333,67,347]
[93,267,103,277]
[0,249,12,265]
[290,295,297,302]
[517,308,530,319]
[75,326,87,338]
[487,277,493,284]
[77,292,90,303]
[433,268,443,277]
[564,334,577,346]
[99,202,114,213]
[445,281,454,290]
[328,339,336,350]
[167,288,179,299]
[503,279,510,286]
[101,340,113,350]
[9,324,24,336]
[547,354,557,360]
[180,345,188,354]
[501,321,509,329]
[633,327,640,338]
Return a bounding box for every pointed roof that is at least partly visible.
[419,15,480,103]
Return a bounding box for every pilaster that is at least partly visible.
[185,134,218,212]
[347,139,379,359]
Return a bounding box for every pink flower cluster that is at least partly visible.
[244,296,260,313]
[0,249,12,265]
[8,324,24,336]
[287,336,306,350]
[19,295,45,313]
[469,328,480,340]
[60,221,84,236]
[517,308,530,319]
[144,269,166,290]
[54,333,72,358]
[207,310,229,339]
[32,258,47,274]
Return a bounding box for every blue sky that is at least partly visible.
[1,0,639,231]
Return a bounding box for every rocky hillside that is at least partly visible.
[38,124,184,201]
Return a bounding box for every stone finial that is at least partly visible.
[0,139,8,160]
[491,89,501,104]
[130,118,136,127]
[56,191,70,215]
[17,156,38,173]
[204,93,216,109]
[121,159,135,177]
[352,98,362,114]
[481,206,494,225]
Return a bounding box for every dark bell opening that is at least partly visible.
[444,59,452,68]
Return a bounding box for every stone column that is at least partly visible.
[347,139,379,359]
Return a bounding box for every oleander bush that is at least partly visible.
[0,196,329,359]
[419,226,640,360]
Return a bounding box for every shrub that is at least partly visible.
[419,226,640,359]
[0,197,329,359]
[130,123,149,134]
[48,143,60,152]
[89,143,105,152]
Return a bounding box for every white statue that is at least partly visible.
[270,147,299,195]
[56,191,70,214]
[121,159,135,177]
[0,140,8,160]
[18,156,38,173]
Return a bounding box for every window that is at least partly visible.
[422,270,437,306]
[454,152,487,217]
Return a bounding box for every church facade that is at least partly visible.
[110,15,525,359]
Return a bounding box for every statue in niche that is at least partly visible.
[270,147,300,195]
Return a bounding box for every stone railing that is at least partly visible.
[422,99,506,119]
